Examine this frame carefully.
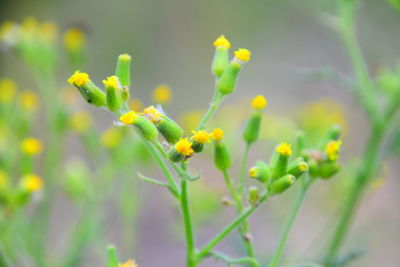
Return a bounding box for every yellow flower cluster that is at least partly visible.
[251,95,268,109]
[325,140,342,161]
[276,142,292,156]
[68,71,89,87]
[152,85,172,104]
[213,35,231,49]
[175,138,194,156]
[119,111,138,125]
[234,48,251,62]
[211,128,224,141]
[21,174,43,192]
[21,138,42,155]
[191,130,211,144]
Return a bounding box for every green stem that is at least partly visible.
[181,180,196,267]
[324,126,383,265]
[222,169,238,202]
[269,180,310,267]
[238,143,251,196]
[196,193,270,262]
[196,92,224,131]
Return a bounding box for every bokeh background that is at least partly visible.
[1,0,399,266]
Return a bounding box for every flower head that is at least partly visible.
[21,138,42,155]
[325,140,342,161]
[234,48,251,62]
[251,95,267,109]
[39,21,58,43]
[143,105,162,123]
[119,111,138,125]
[0,78,17,103]
[101,128,123,149]
[119,259,138,267]
[152,84,172,104]
[21,174,43,192]
[19,90,39,110]
[213,35,231,49]
[249,167,258,178]
[175,137,194,156]
[191,130,211,144]
[68,71,89,87]
[102,76,120,90]
[70,111,92,132]
[211,128,224,141]
[298,162,308,172]
[63,28,85,51]
[276,142,292,156]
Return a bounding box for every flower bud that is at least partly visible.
[248,160,270,183]
[243,95,267,144]
[318,161,341,179]
[103,76,123,111]
[212,35,230,77]
[295,131,306,156]
[248,186,260,206]
[119,111,158,140]
[287,157,308,178]
[115,53,131,87]
[320,124,342,149]
[325,140,342,161]
[168,137,194,162]
[272,142,292,179]
[269,174,295,194]
[68,71,106,107]
[190,130,211,153]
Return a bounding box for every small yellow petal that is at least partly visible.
[234,48,251,62]
[251,95,267,109]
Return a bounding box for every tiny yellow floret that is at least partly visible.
[249,168,257,178]
[299,162,308,172]
[103,76,120,89]
[119,111,137,125]
[175,137,194,156]
[19,90,39,110]
[234,48,251,62]
[119,259,138,267]
[251,95,268,109]
[143,105,162,123]
[21,138,42,155]
[191,130,211,144]
[213,34,231,49]
[276,142,292,156]
[63,28,85,51]
[325,140,342,161]
[211,128,224,141]
[119,53,131,61]
[68,71,89,87]
[152,84,172,104]
[21,174,43,192]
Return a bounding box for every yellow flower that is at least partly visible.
[213,34,231,49]
[234,48,251,62]
[0,21,15,40]
[175,137,194,156]
[143,106,162,123]
[21,174,43,192]
[19,90,39,110]
[39,21,58,43]
[63,28,85,51]
[299,162,308,172]
[0,78,17,103]
[70,111,92,133]
[68,71,89,87]
[21,17,38,34]
[103,76,120,89]
[152,84,172,104]
[276,142,292,156]
[249,168,257,178]
[101,128,123,148]
[251,95,267,109]
[119,259,138,267]
[191,130,211,144]
[21,138,43,155]
[119,111,138,125]
[128,98,143,111]
[325,140,342,161]
[211,128,224,141]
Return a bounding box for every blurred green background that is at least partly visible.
[1,0,399,266]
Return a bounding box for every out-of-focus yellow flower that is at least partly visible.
[19,90,39,110]
[211,128,224,141]
[251,95,267,109]
[152,84,172,104]
[234,48,251,62]
[179,110,203,134]
[0,170,8,189]
[70,111,92,133]
[191,130,211,144]
[119,259,138,267]
[20,174,43,192]
[0,78,17,103]
[128,98,143,111]
[101,127,123,148]
[276,142,292,156]
[21,17,38,35]
[325,140,342,161]
[63,28,85,51]
[38,21,58,43]
[175,138,194,156]
[0,21,15,40]
[21,138,42,155]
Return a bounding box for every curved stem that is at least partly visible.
[181,180,196,267]
[196,92,224,131]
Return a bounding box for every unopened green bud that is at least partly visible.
[115,54,131,87]
[288,157,309,178]
[269,174,295,194]
[320,124,342,149]
[308,159,320,177]
[212,35,231,77]
[272,142,292,179]
[319,161,341,179]
[168,148,185,162]
[249,160,270,183]
[295,131,306,156]
[216,61,241,95]
[214,141,232,171]
[103,76,123,111]
[243,112,261,144]
[119,111,158,140]
[248,186,260,206]
[68,71,106,106]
